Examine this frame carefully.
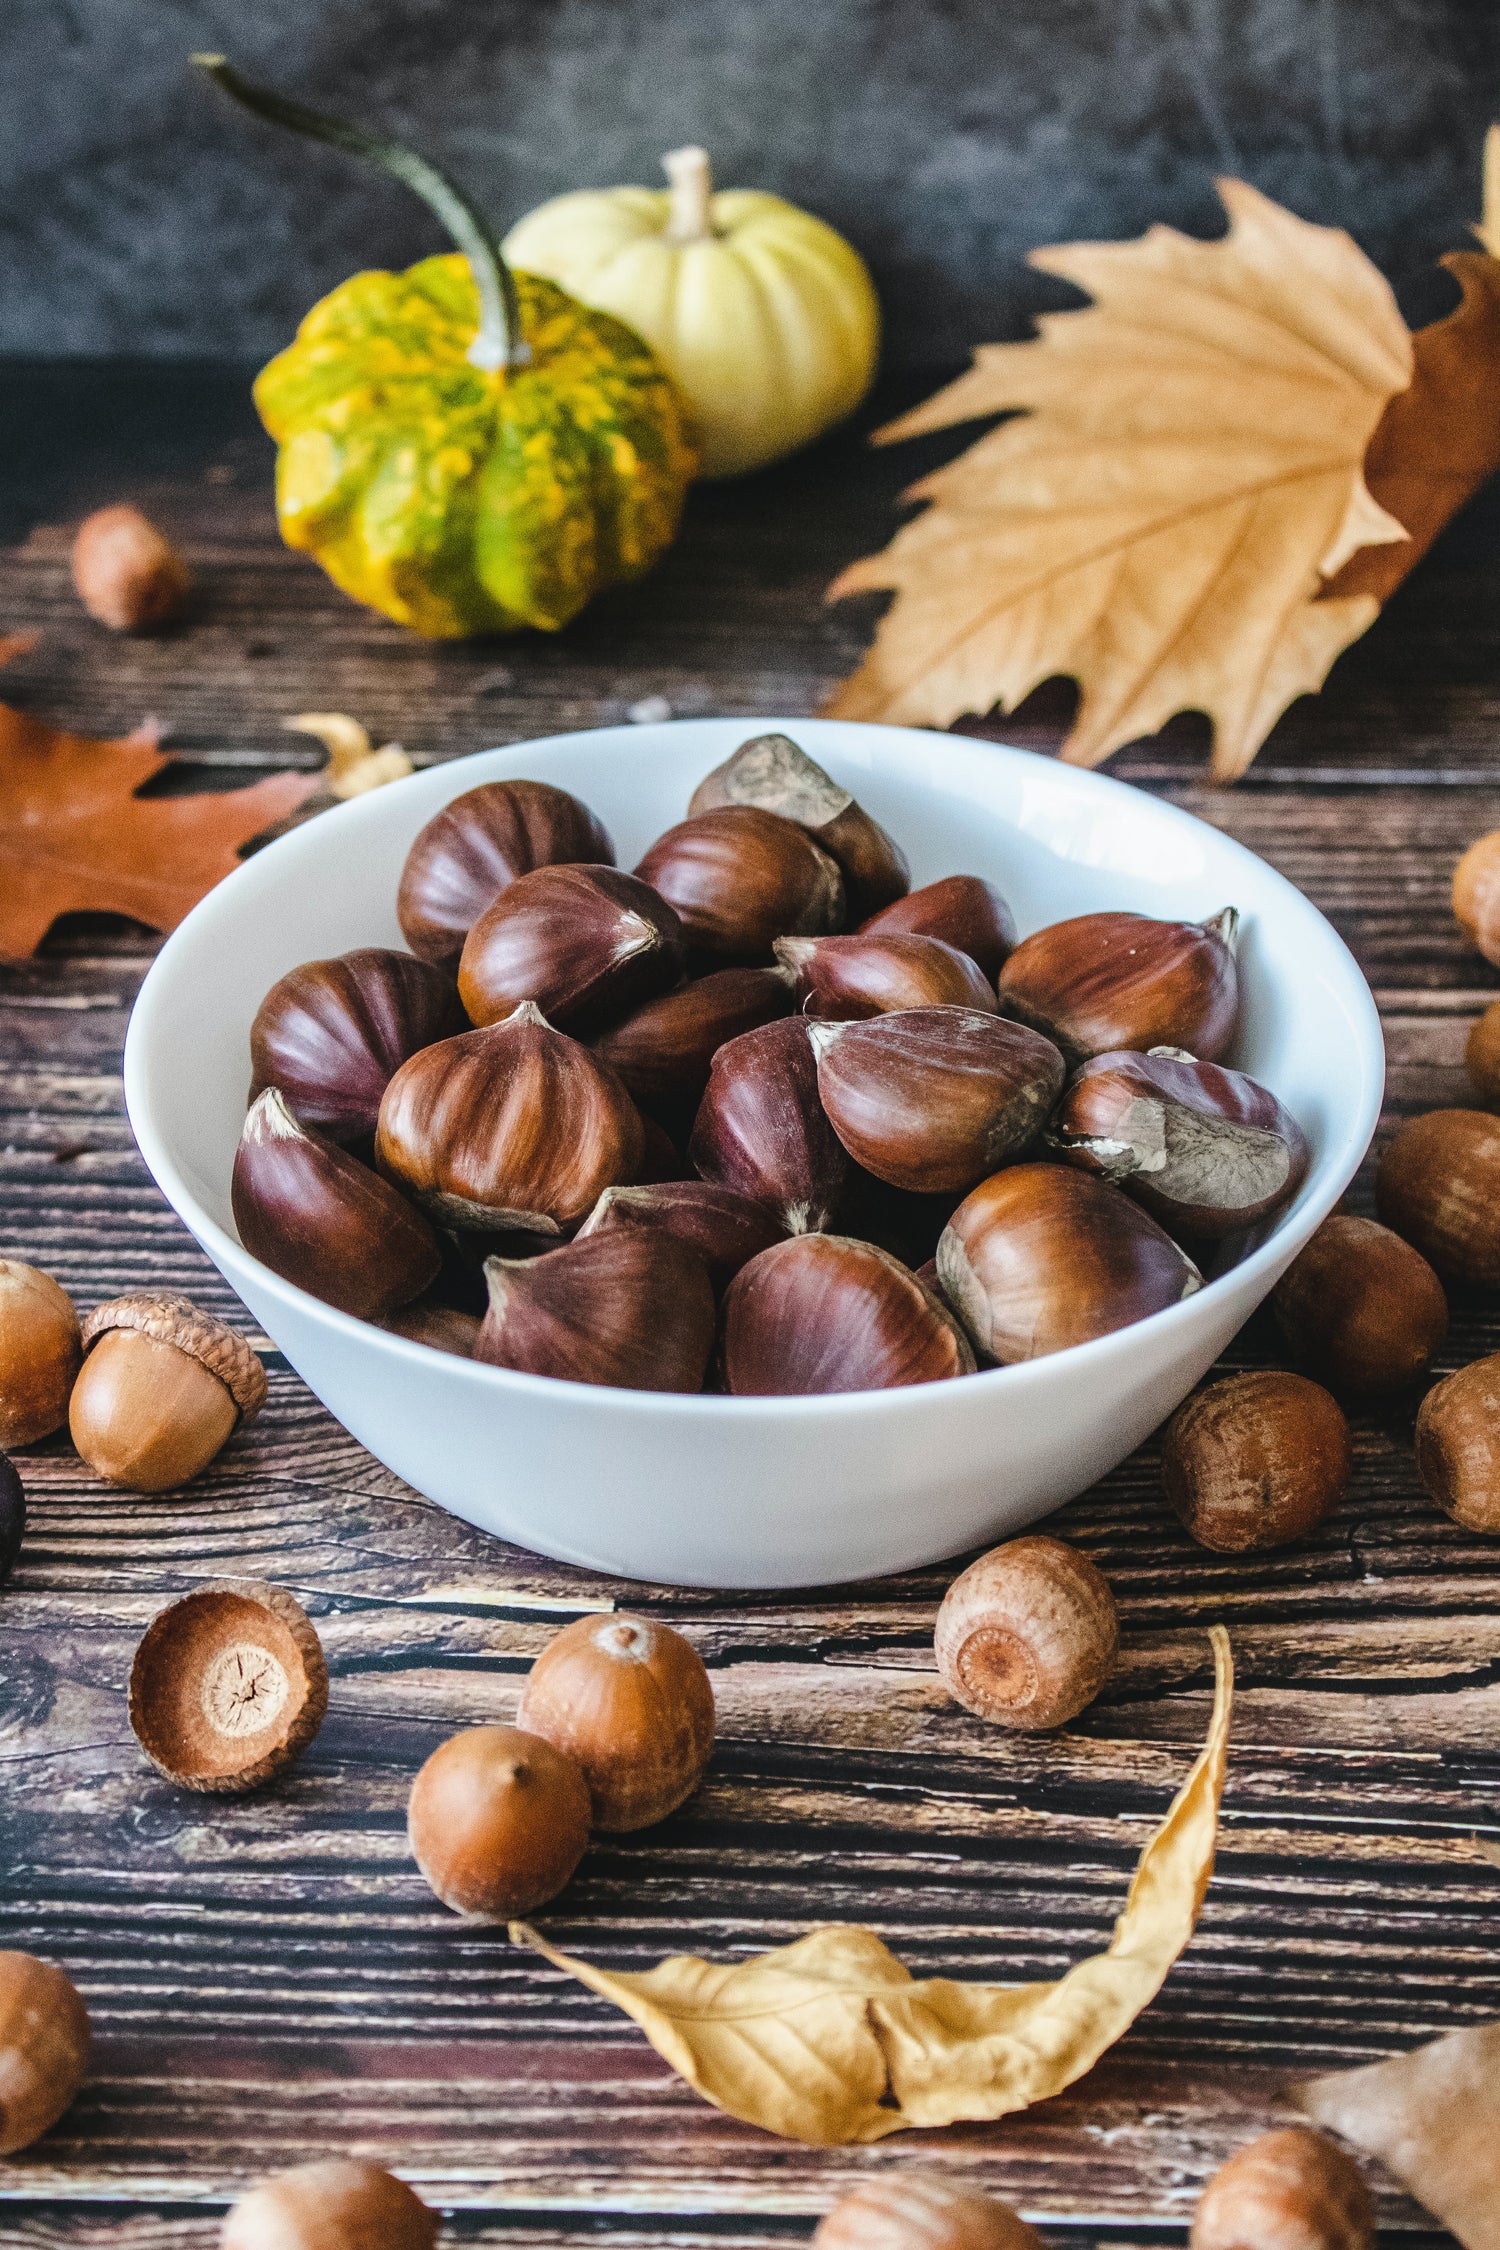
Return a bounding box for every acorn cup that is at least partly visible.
[688,731,910,918]
[397,779,615,965]
[997,908,1240,1065]
[457,864,684,1032]
[249,947,466,1141]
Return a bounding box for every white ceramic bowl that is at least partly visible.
[124,719,1383,1590]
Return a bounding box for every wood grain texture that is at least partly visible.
[1,363,1497,2245]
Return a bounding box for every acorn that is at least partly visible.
[576,1180,786,1295]
[407,1723,591,1918]
[248,948,465,1141]
[376,1002,645,1234]
[689,1015,847,1234]
[397,778,615,965]
[1162,1371,1351,1552]
[775,930,997,1020]
[517,1613,716,1830]
[1467,998,1500,1105]
[997,908,1240,1065]
[935,1536,1119,1730]
[814,2177,1042,2250]
[475,1228,716,1392]
[590,964,796,1113]
[1191,2127,1373,2250]
[860,873,1018,982]
[1415,1352,1500,1534]
[0,1952,91,2155]
[0,1259,81,1449]
[457,864,685,1032]
[1271,1214,1447,1394]
[72,503,189,632]
[1453,829,1500,967]
[635,806,845,962]
[808,1008,1065,1196]
[222,2159,437,2250]
[721,1234,976,1395]
[688,731,910,918]
[938,1163,1202,1364]
[1375,1109,1500,1283]
[71,1295,267,1493]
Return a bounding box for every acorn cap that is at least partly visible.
[80,1294,267,1422]
[128,1578,327,1793]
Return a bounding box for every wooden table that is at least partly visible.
[2,360,1496,2248]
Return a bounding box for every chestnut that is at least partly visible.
[476,1227,716,1391]
[397,778,615,965]
[720,1234,976,1394]
[234,1088,442,1318]
[1415,1352,1500,1533]
[457,863,685,1032]
[774,930,997,1019]
[577,1180,786,1294]
[407,1723,591,1918]
[996,908,1240,1064]
[1452,827,1500,967]
[860,873,1018,983]
[1191,2127,1373,2250]
[517,1613,716,1830]
[938,1163,1202,1364]
[1049,1048,1309,1239]
[688,1015,847,1234]
[935,1536,1119,1730]
[589,964,796,1114]
[1271,1215,1447,1394]
[380,1297,482,1357]
[1162,1371,1351,1551]
[0,1951,90,2155]
[248,948,465,1141]
[808,1008,1065,1196]
[376,1002,645,1234]
[688,730,909,918]
[0,1259,81,1449]
[222,2159,437,2250]
[814,2176,1042,2250]
[635,806,844,962]
[1375,1109,1500,1284]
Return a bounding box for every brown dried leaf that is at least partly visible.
[514,1627,1233,2146]
[1297,2020,1500,2248]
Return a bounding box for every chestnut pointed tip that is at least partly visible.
[772,936,818,972]
[804,1019,842,1062]
[244,1085,303,1142]
[1204,906,1240,953]
[506,999,553,1030]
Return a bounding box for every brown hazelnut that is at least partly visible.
[589,964,796,1115]
[997,908,1240,1065]
[1272,1215,1447,1394]
[721,1234,976,1394]
[71,503,190,631]
[1466,997,1500,1104]
[0,1952,90,2154]
[635,806,845,962]
[814,2177,1041,2250]
[1415,1351,1500,1533]
[775,930,997,1019]
[1191,2126,1373,2250]
[689,1015,847,1234]
[517,1613,716,1830]
[577,1180,786,1295]
[397,779,615,966]
[0,1451,23,1584]
[407,1723,591,1917]
[458,864,685,1032]
[222,2158,436,2250]
[938,1164,1202,1365]
[935,1536,1119,1730]
[379,1297,481,1357]
[1452,829,1500,967]
[860,873,1018,982]
[1162,1371,1351,1552]
[688,731,910,918]
[0,1259,81,1447]
[476,1228,716,1392]
[70,1294,267,1492]
[129,1579,328,1792]
[248,948,465,1140]
[1375,1109,1500,1283]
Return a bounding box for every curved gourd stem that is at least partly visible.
[662,146,715,244]
[192,55,527,373]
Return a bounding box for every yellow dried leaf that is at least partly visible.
[514,1626,1233,2146]
[1297,2020,1500,2249]
[823,180,1415,782]
[284,711,414,799]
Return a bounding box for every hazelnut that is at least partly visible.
[689,1015,847,1235]
[517,1613,716,1830]
[458,864,685,1033]
[1452,828,1500,967]
[397,779,615,966]
[0,1952,91,2154]
[688,731,910,918]
[997,908,1240,1065]
[0,1259,81,1448]
[1466,997,1500,1104]
[775,930,996,1019]
[721,1234,976,1394]
[222,2158,436,2250]
[935,1536,1119,1730]
[408,1723,591,1918]
[1375,1109,1500,1283]
[860,873,1018,982]
[475,1228,716,1393]
[590,964,796,1116]
[249,948,465,1141]
[0,1450,23,1584]
[1415,1351,1500,1533]
[71,503,190,631]
[577,1181,786,1296]
[1162,1371,1351,1552]
[70,1294,267,1492]
[1191,2126,1373,2250]
[129,1579,328,1792]
[635,806,845,962]
[814,2176,1041,2250]
[1272,1215,1447,1394]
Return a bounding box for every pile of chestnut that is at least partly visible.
[232,732,1309,1394]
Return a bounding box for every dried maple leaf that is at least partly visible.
[0,700,316,957]
[515,1628,1232,2147]
[823,178,1462,781]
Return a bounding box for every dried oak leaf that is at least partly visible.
[1297,2019,1500,2248]
[0,700,316,957]
[822,177,1486,782]
[514,1627,1233,2147]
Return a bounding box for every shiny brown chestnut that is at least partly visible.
[249,947,465,1140]
[688,1015,847,1233]
[577,1181,786,1294]
[1272,1214,1447,1394]
[635,806,844,962]
[775,930,996,1020]
[860,874,1018,983]
[457,864,685,1032]
[379,1297,482,1357]
[688,731,909,918]
[376,1001,644,1233]
[721,1233,975,1395]
[397,779,615,965]
[476,1228,715,1391]
[590,965,796,1112]
[809,1008,1065,1196]
[997,908,1240,1064]
[1049,1048,1309,1239]
[938,1163,1202,1364]
[233,1088,441,1318]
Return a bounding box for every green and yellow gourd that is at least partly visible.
[196,61,695,638]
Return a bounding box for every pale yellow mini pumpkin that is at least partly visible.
[503,148,879,479]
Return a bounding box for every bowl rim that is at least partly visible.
[123,716,1386,1421]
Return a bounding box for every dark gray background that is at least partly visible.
[5,0,1500,369]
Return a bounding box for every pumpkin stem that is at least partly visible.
[663,146,715,244]
[192,56,528,373]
